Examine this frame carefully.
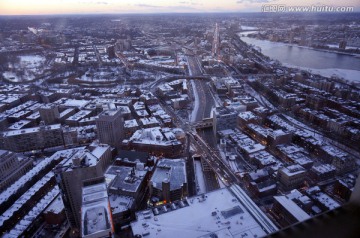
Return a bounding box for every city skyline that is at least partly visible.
[0,7,359,238]
[1,0,360,15]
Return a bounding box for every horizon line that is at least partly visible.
[1,11,360,17]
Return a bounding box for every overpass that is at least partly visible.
[192,117,214,130]
[149,75,212,89]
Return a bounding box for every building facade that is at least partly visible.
[0,124,64,152]
[96,109,124,148]
[0,150,33,192]
[149,159,188,204]
[54,144,112,229]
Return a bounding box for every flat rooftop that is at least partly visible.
[151,159,187,191]
[2,124,61,137]
[106,165,147,193]
[131,185,277,238]
[81,183,112,237]
[274,195,310,222]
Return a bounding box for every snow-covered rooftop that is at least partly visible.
[106,165,147,194]
[280,164,306,177]
[43,194,64,215]
[274,195,310,222]
[128,127,183,147]
[81,183,112,237]
[132,185,277,238]
[0,147,83,207]
[151,159,187,191]
[2,124,61,137]
[311,164,336,174]
[2,186,60,238]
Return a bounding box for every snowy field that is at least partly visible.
[2,55,46,82]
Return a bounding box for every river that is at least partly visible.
[238,31,360,82]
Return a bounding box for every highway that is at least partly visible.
[212,23,220,58]
[185,47,242,188]
[187,55,215,122]
[187,131,241,185]
[152,40,244,192]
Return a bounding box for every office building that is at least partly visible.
[149,158,187,204]
[105,164,149,227]
[213,107,238,134]
[39,104,60,125]
[96,109,124,148]
[54,144,112,229]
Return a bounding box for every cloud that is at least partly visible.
[236,0,275,3]
[170,5,199,10]
[179,1,201,5]
[134,4,162,8]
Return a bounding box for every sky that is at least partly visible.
[0,0,359,15]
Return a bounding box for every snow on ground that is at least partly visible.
[282,114,315,132]
[3,55,47,82]
[229,160,243,174]
[187,56,201,122]
[326,44,359,50]
[241,26,259,30]
[190,80,200,122]
[283,63,360,84]
[79,67,123,82]
[19,55,45,66]
[244,84,275,109]
[282,114,360,159]
[218,149,230,167]
[217,177,227,188]
[309,68,360,84]
[194,160,206,194]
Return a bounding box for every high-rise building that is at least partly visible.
[149,159,187,204]
[39,104,60,125]
[54,144,112,230]
[116,38,132,52]
[96,109,124,148]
